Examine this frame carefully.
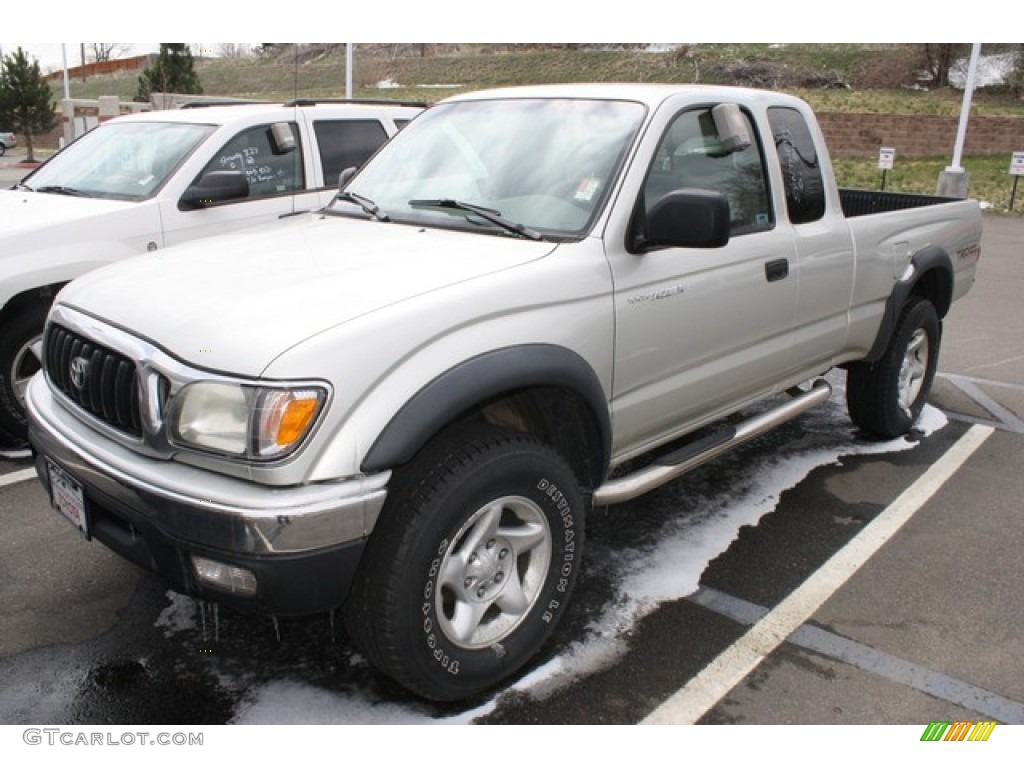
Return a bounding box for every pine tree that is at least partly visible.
[136,44,203,102]
[0,47,58,163]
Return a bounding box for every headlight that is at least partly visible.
[169,381,326,460]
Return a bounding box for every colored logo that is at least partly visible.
[920,721,997,742]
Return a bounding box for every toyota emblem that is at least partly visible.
[69,356,90,390]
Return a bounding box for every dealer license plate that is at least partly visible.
[47,459,88,536]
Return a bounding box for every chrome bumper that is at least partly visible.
[26,373,388,557]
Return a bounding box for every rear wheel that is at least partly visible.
[344,424,585,701]
[847,297,940,438]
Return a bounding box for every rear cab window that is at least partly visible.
[767,106,826,224]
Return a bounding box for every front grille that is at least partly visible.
[44,323,142,437]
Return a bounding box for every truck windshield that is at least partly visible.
[24,122,215,201]
[340,98,646,238]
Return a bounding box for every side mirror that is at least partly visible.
[270,122,297,155]
[711,103,752,154]
[634,189,731,251]
[179,170,250,210]
[337,166,357,191]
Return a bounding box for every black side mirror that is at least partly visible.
[179,170,250,210]
[634,189,731,252]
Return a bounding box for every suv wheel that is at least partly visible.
[0,305,48,445]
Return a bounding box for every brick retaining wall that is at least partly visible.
[23,106,1024,157]
[817,112,1024,158]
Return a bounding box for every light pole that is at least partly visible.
[346,43,354,100]
[936,43,982,198]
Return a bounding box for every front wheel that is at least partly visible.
[847,296,940,438]
[0,304,48,445]
[344,424,585,701]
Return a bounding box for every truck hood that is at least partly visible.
[58,215,557,377]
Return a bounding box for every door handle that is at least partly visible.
[765,258,789,282]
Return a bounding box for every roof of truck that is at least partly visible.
[442,83,810,112]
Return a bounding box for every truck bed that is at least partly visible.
[839,188,960,218]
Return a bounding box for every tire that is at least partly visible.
[0,144,6,157]
[0,304,49,445]
[344,424,585,701]
[847,296,940,438]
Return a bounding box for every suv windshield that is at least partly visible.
[25,121,215,201]
[341,98,646,238]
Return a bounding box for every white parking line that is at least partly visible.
[641,423,995,725]
[0,468,38,488]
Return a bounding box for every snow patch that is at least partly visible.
[154,591,198,635]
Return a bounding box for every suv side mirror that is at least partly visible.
[633,189,731,251]
[270,122,297,155]
[179,170,250,210]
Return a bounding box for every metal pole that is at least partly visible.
[61,44,70,99]
[346,44,354,100]
[936,43,981,198]
[948,43,982,173]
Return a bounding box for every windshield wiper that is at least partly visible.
[408,198,543,241]
[35,185,91,197]
[333,190,390,222]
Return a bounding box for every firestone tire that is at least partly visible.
[344,424,585,702]
[846,296,940,438]
[0,304,48,446]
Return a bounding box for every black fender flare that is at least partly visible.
[361,344,611,476]
[864,245,953,363]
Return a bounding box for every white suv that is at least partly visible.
[0,99,423,445]
[0,131,16,155]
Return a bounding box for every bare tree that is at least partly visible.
[921,44,969,88]
[89,44,131,63]
[217,43,251,59]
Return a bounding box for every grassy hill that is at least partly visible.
[51,44,1024,212]
[60,44,1024,116]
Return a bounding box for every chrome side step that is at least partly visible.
[593,379,833,506]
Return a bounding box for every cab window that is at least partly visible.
[767,107,826,224]
[644,107,773,236]
[314,119,389,187]
[197,122,304,201]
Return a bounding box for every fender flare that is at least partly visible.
[361,344,611,475]
[864,245,953,363]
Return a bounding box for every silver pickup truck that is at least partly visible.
[26,84,981,702]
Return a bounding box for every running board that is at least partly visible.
[593,379,833,506]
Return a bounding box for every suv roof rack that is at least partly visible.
[282,97,430,109]
[179,100,273,109]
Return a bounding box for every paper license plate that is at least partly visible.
[47,459,88,536]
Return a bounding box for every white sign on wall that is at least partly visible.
[878,147,895,171]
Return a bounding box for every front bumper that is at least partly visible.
[27,374,389,615]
